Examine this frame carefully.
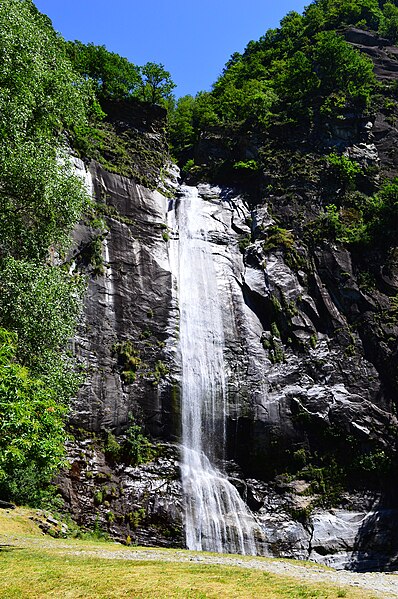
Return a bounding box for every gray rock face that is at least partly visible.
[343,27,398,81]
[64,159,398,570]
[71,161,178,438]
[58,439,183,547]
[61,159,184,545]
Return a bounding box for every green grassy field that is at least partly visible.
[0,509,379,599]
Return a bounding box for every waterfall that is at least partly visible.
[168,185,263,555]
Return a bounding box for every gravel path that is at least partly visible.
[4,535,398,598]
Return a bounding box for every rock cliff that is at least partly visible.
[60,34,398,570]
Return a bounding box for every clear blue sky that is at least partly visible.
[34,0,309,97]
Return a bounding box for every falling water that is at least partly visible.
[169,185,263,555]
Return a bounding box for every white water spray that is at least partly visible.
[168,185,263,555]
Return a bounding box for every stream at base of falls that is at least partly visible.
[168,184,265,555]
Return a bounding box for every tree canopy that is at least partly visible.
[64,41,142,100]
[0,0,91,504]
[169,0,386,161]
[138,62,176,105]
[65,41,175,107]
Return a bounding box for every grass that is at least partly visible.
[0,553,365,599]
[0,509,380,599]
[0,507,41,536]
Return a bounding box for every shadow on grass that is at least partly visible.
[0,545,23,553]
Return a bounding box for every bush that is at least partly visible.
[263,226,295,251]
[0,328,67,504]
[311,178,398,247]
[327,152,362,187]
[380,2,398,42]
[233,160,259,171]
[124,423,155,466]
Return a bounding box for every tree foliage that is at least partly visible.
[169,0,379,160]
[65,42,176,107]
[0,259,85,368]
[0,0,89,143]
[138,62,176,105]
[0,0,91,504]
[380,2,398,41]
[311,0,383,30]
[0,329,67,505]
[0,0,91,261]
[0,143,89,261]
[313,178,398,246]
[64,41,142,100]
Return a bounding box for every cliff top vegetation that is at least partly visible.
[170,0,398,157]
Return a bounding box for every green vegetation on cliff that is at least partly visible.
[170,0,398,164]
[170,0,398,254]
[170,1,389,158]
[64,41,174,185]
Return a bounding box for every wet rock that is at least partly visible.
[58,439,184,547]
[64,154,398,566]
[309,510,368,569]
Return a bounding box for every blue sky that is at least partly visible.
[34,0,309,97]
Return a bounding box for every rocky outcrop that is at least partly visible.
[60,45,398,568]
[62,161,398,568]
[343,27,398,81]
[341,27,398,179]
[70,160,178,438]
[58,438,183,547]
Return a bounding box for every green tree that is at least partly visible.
[169,95,196,155]
[308,0,382,30]
[380,2,398,41]
[0,259,85,369]
[124,422,155,466]
[192,91,220,130]
[278,10,306,54]
[65,41,142,100]
[273,51,320,118]
[0,143,89,261]
[138,62,176,105]
[0,329,67,505]
[327,152,362,187]
[368,178,398,243]
[0,1,91,505]
[312,30,376,109]
[167,0,378,160]
[0,0,91,261]
[0,0,89,143]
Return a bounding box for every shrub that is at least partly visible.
[263,226,295,251]
[327,153,362,187]
[124,423,155,466]
[0,329,67,504]
[233,160,259,171]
